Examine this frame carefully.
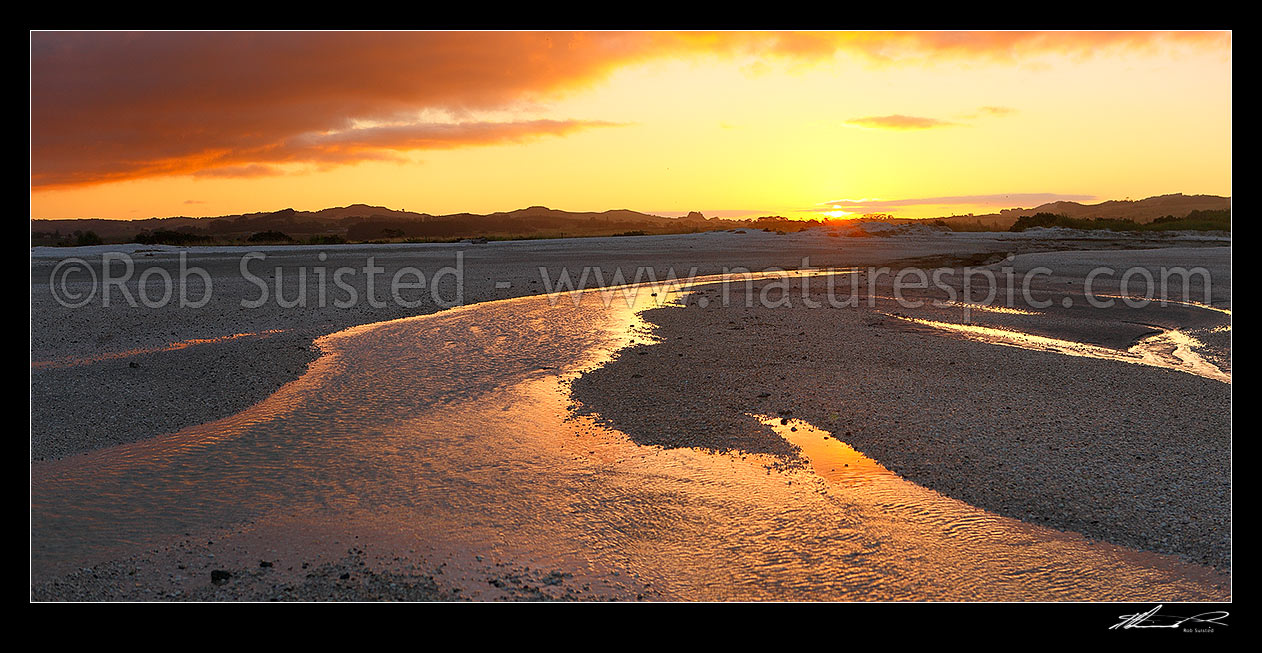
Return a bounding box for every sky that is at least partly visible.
[29,31,1232,221]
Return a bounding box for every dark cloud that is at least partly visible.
[30,31,1226,188]
[30,32,653,188]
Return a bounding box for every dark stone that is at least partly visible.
[210,570,232,585]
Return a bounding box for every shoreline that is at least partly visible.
[569,249,1231,571]
[30,238,1232,599]
[30,232,1230,461]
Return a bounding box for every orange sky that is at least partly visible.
[29,31,1232,220]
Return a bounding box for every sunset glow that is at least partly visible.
[30,31,1231,220]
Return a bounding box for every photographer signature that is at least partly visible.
[1110,604,1229,630]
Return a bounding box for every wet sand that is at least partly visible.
[30,229,1225,460]
[571,248,1231,571]
[30,230,1231,600]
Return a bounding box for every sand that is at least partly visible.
[30,228,1231,599]
[30,229,1226,461]
[570,246,1231,570]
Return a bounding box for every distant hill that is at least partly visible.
[930,194,1230,230]
[30,193,1232,245]
[30,204,734,245]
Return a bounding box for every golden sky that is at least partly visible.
[29,31,1231,220]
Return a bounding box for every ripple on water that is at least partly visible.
[31,272,1230,600]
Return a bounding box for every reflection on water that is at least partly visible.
[1092,294,1232,316]
[890,315,1230,384]
[939,301,1042,316]
[31,273,1229,600]
[754,415,898,486]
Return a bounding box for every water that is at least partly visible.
[30,273,1229,600]
[887,315,1230,384]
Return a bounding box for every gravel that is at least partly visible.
[30,231,1227,461]
[31,232,1231,599]
[571,250,1231,571]
[30,508,657,602]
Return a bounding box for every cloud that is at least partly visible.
[31,32,649,188]
[30,31,1227,188]
[823,193,1097,212]
[297,119,622,152]
[655,31,1227,65]
[819,31,1228,65]
[191,164,286,179]
[954,105,1020,121]
[177,119,618,181]
[848,105,1019,130]
[845,115,959,130]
